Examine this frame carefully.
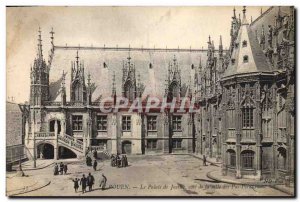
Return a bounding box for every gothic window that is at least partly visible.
[243,55,249,63]
[277,147,287,170]
[73,81,82,102]
[262,101,272,138]
[242,40,247,47]
[72,115,83,131]
[147,116,157,131]
[97,115,107,131]
[122,116,131,131]
[227,149,236,167]
[147,139,157,149]
[242,108,254,128]
[172,139,182,149]
[241,150,255,169]
[172,115,182,131]
[124,82,135,102]
[170,83,180,98]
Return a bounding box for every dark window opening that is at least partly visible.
[172,116,182,131]
[243,55,249,63]
[97,115,107,131]
[147,116,157,131]
[122,116,131,131]
[242,108,254,128]
[241,150,255,169]
[147,139,157,149]
[72,115,83,131]
[172,139,182,149]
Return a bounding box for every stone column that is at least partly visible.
[111,114,117,154]
[236,133,242,178]
[54,120,58,160]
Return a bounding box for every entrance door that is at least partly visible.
[122,141,132,154]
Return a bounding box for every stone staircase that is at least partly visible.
[57,134,84,154]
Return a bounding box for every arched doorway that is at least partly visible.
[277,147,287,170]
[37,143,54,159]
[58,146,77,159]
[122,141,132,154]
[49,120,61,134]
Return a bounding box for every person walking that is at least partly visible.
[72,178,80,193]
[87,173,95,192]
[80,174,87,194]
[93,160,98,171]
[59,162,64,175]
[54,163,59,175]
[99,173,107,190]
[64,163,68,174]
[93,149,97,159]
[203,155,207,166]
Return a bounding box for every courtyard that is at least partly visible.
[8,155,289,197]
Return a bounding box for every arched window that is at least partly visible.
[277,147,287,170]
[243,55,249,63]
[241,150,255,169]
[73,81,82,102]
[227,149,236,167]
[124,81,135,102]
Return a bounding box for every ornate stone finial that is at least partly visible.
[243,6,246,16]
[87,72,91,86]
[50,27,54,46]
[112,71,116,96]
[233,7,236,18]
[75,50,79,67]
[37,27,43,59]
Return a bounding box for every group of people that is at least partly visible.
[72,173,107,193]
[54,162,68,175]
[111,154,128,168]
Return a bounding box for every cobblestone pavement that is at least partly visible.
[15,155,288,197]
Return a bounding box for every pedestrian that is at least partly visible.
[87,172,95,192]
[80,174,87,193]
[60,162,64,175]
[72,178,80,193]
[64,163,68,174]
[124,155,128,167]
[54,163,59,175]
[99,173,107,190]
[203,155,207,166]
[93,160,98,171]
[121,155,125,167]
[110,155,114,167]
[93,149,97,159]
[116,155,121,168]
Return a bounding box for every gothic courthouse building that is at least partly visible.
[23,6,294,181]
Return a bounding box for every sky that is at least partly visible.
[6,6,269,103]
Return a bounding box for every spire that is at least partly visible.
[50,27,54,49]
[112,71,116,96]
[242,6,249,25]
[87,72,91,86]
[261,7,263,15]
[233,7,236,19]
[37,27,43,59]
[75,50,79,68]
[219,35,223,56]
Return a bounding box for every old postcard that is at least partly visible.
[6,6,295,197]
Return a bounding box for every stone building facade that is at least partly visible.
[22,6,295,183]
[195,6,295,183]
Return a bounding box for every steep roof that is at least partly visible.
[49,47,208,102]
[223,8,273,78]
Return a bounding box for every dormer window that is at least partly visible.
[243,55,249,63]
[242,40,247,47]
[231,59,236,65]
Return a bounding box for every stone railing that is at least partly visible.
[43,101,61,106]
[66,101,84,107]
[58,134,83,152]
[91,145,106,151]
[28,132,55,138]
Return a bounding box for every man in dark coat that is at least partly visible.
[80,174,87,193]
[54,163,59,175]
[93,160,98,171]
[93,149,97,159]
[64,163,68,174]
[203,155,207,166]
[59,162,64,175]
[87,173,95,192]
